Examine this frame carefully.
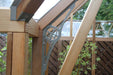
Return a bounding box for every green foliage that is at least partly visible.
[0,37,32,74]
[58,41,100,75]
[0,50,6,73]
[28,38,32,75]
[97,0,113,20]
[73,1,89,20]
[96,57,101,61]
[74,0,113,20]
[0,36,7,73]
[28,38,32,64]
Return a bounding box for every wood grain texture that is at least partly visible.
[92,19,96,75]
[32,30,43,75]
[0,8,25,32]
[52,0,88,27]
[48,41,113,75]
[52,9,70,27]
[12,33,29,75]
[60,37,113,41]
[26,19,39,37]
[38,0,74,29]
[6,32,13,75]
[70,13,73,38]
[45,43,49,75]
[59,0,103,74]
[70,13,73,44]
[16,0,44,20]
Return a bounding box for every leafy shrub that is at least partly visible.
[0,49,6,73]
[0,36,7,73]
[58,41,100,75]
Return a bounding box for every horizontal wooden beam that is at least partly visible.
[0,8,39,37]
[0,8,25,32]
[60,37,73,40]
[67,20,113,23]
[38,0,75,30]
[26,19,39,37]
[11,0,44,22]
[88,37,113,41]
[60,37,113,41]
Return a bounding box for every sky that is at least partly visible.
[0,0,13,7]
[33,0,60,19]
[0,0,60,19]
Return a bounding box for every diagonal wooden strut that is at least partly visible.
[58,0,103,75]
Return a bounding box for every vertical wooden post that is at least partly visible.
[58,40,62,52]
[12,33,29,75]
[59,0,102,74]
[6,32,13,75]
[32,30,43,75]
[70,13,73,44]
[92,20,96,42]
[45,66,48,75]
[92,19,96,75]
[108,24,113,37]
[58,40,62,69]
[45,43,49,75]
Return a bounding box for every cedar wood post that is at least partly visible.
[59,0,103,74]
[32,30,43,75]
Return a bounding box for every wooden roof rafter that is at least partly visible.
[37,0,88,30]
[11,0,44,22]
[37,0,76,30]
[52,0,88,29]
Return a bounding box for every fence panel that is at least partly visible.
[48,40,113,75]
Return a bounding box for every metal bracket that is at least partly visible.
[10,0,33,22]
[41,0,78,75]
[10,0,21,21]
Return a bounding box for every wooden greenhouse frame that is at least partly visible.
[0,0,104,75]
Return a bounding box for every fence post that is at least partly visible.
[6,32,13,75]
[59,0,103,74]
[92,19,96,75]
[70,13,73,44]
[32,30,43,75]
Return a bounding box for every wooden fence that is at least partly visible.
[0,36,6,50]
[0,36,6,75]
[1,35,113,75]
[48,40,113,75]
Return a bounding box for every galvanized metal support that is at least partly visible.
[41,0,78,74]
[10,0,21,21]
[10,0,33,22]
